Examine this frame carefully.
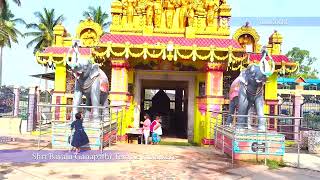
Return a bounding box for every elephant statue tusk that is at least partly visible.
[259,58,267,75]
[270,59,275,75]
[259,58,275,77]
[259,46,275,77]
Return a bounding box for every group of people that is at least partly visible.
[141,113,162,145]
[68,112,163,154]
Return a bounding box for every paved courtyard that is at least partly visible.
[1,134,320,180]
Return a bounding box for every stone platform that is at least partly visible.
[51,120,117,150]
[215,125,285,161]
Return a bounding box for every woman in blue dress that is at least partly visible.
[70,112,89,154]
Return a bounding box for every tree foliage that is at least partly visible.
[24,8,64,54]
[0,0,21,13]
[0,1,24,47]
[82,6,110,31]
[286,47,319,79]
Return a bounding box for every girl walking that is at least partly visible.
[70,112,89,154]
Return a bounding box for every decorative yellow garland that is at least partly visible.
[36,52,66,65]
[147,48,165,59]
[91,42,244,62]
[176,49,193,59]
[36,42,299,74]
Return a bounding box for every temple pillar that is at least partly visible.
[13,86,20,117]
[265,73,278,130]
[109,58,129,106]
[194,73,206,144]
[293,95,303,140]
[125,70,134,128]
[109,58,129,138]
[27,86,38,132]
[54,64,67,93]
[293,82,304,140]
[202,63,225,144]
[53,63,67,121]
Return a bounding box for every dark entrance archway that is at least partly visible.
[140,80,188,138]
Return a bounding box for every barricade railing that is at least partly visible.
[209,111,304,168]
[36,104,125,151]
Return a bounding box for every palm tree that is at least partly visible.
[25,8,64,54]
[0,0,21,12]
[25,8,63,90]
[82,6,110,30]
[0,1,24,86]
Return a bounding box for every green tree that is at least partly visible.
[0,0,21,12]
[286,47,319,79]
[25,8,64,54]
[0,1,24,85]
[82,6,110,30]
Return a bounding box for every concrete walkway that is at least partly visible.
[284,152,320,171]
[0,136,320,179]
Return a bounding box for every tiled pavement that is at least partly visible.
[1,135,320,179]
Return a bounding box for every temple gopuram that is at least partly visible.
[35,0,298,144]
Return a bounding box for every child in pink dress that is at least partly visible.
[141,114,151,144]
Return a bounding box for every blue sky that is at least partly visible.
[3,0,320,89]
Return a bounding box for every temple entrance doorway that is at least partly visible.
[141,80,188,138]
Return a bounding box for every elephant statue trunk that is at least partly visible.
[226,46,275,131]
[67,41,109,121]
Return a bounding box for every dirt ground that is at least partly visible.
[1,134,320,180]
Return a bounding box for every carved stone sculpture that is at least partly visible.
[146,0,154,26]
[153,0,163,28]
[206,0,219,27]
[164,0,176,28]
[226,47,275,131]
[67,42,109,121]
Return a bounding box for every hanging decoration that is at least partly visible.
[36,41,298,74]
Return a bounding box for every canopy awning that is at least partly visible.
[30,72,55,81]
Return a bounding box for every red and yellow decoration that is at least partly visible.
[35,0,298,145]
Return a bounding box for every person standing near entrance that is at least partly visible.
[141,113,151,144]
[151,115,162,144]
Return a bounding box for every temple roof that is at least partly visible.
[278,77,320,85]
[99,34,242,49]
[30,72,55,81]
[249,53,290,63]
[43,47,91,55]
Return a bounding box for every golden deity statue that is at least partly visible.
[123,0,136,25]
[153,0,162,28]
[135,0,145,15]
[164,0,176,29]
[145,0,154,26]
[206,0,219,27]
[178,0,190,29]
[110,0,231,37]
[238,34,254,51]
[82,29,96,46]
[194,0,206,16]
[187,2,196,27]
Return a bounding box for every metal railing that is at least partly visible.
[36,104,125,151]
[209,111,305,168]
